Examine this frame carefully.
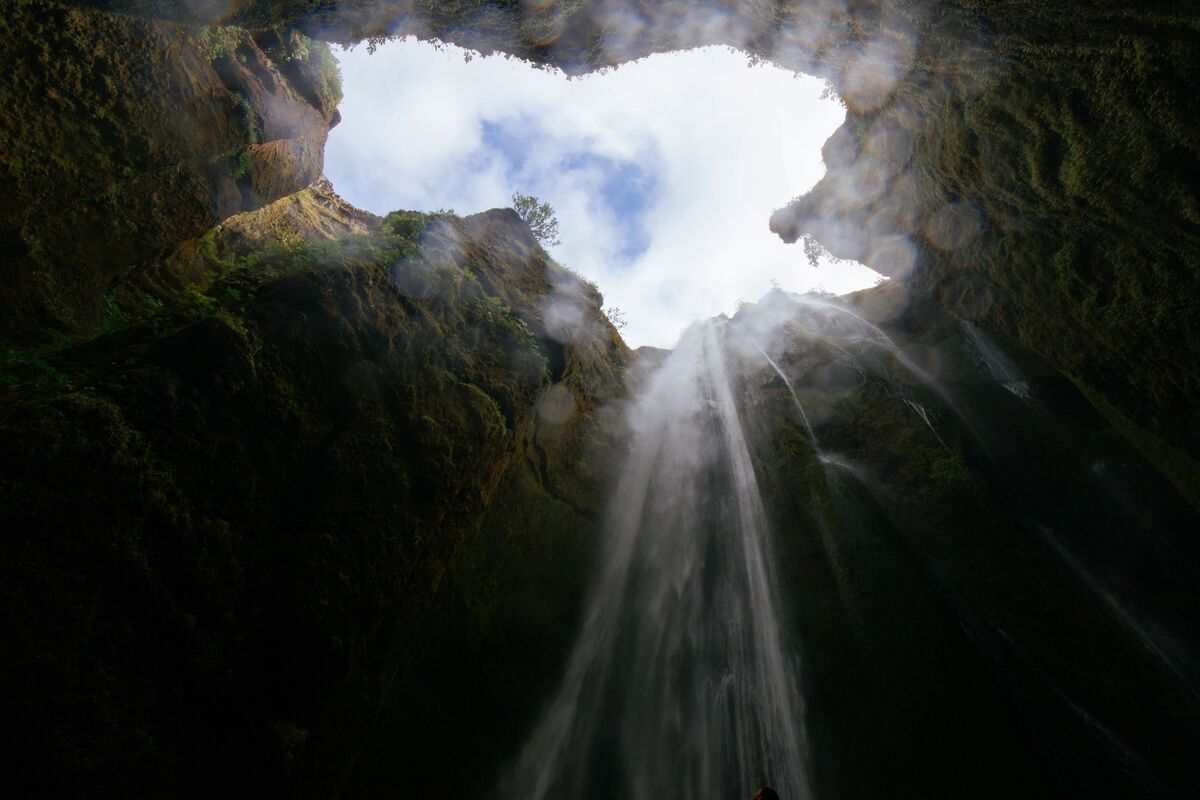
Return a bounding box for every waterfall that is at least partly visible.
[755,343,818,447]
[791,297,976,438]
[1038,524,1200,705]
[502,321,811,800]
[497,288,1200,799]
[902,398,948,450]
[961,321,1036,403]
[792,296,933,384]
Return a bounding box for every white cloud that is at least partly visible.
[326,39,882,348]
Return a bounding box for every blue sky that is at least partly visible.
[481,121,658,261]
[325,38,882,347]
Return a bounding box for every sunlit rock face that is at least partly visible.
[0,185,630,796]
[0,1,338,340]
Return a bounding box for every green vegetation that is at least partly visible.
[381,210,426,240]
[297,35,344,111]
[230,148,253,180]
[189,24,245,62]
[767,2,1200,500]
[100,293,133,334]
[0,346,73,392]
[188,22,343,118]
[231,93,262,143]
[473,295,538,346]
[266,29,345,113]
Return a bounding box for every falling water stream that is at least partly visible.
[755,344,818,446]
[499,291,1200,799]
[503,321,810,800]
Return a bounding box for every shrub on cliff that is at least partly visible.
[190,25,244,62]
[512,191,561,247]
[285,32,343,112]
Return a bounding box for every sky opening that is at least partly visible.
[325,38,883,348]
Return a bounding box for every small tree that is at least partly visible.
[603,306,627,332]
[800,232,848,269]
[512,191,561,247]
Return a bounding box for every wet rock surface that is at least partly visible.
[732,288,1200,799]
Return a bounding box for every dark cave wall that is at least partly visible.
[0,192,630,796]
[736,286,1200,799]
[0,4,635,794]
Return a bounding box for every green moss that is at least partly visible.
[472,295,537,346]
[258,27,344,116]
[231,93,262,143]
[181,285,219,316]
[921,451,985,507]
[294,35,343,110]
[0,2,336,343]
[189,24,245,63]
[0,346,73,391]
[230,149,253,181]
[100,293,134,334]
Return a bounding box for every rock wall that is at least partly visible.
[73,0,1197,504]
[0,188,629,795]
[0,0,338,341]
[768,3,1200,508]
[730,287,1200,798]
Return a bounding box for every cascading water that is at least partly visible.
[503,321,810,800]
[790,296,973,445]
[901,398,948,449]
[792,296,932,384]
[961,320,1036,404]
[500,288,1200,799]
[755,343,818,446]
[752,340,865,634]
